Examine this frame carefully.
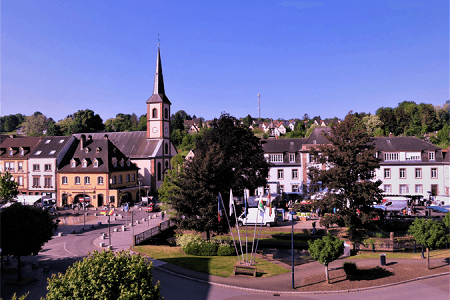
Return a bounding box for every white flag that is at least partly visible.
[229,189,235,216]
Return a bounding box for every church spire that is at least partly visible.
[153,45,165,95]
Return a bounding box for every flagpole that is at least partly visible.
[253,206,265,264]
[250,194,260,265]
[230,189,244,262]
[245,191,249,263]
[219,192,240,264]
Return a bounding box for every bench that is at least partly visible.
[233,263,257,277]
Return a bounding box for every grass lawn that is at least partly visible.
[347,249,450,260]
[134,245,290,278]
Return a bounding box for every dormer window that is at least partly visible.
[429,151,435,161]
[93,159,99,168]
[96,147,101,153]
[82,159,87,168]
[113,148,117,154]
[19,148,25,156]
[85,147,90,153]
[112,158,117,168]
[9,149,13,156]
[127,159,131,167]
[120,158,124,167]
[71,159,76,168]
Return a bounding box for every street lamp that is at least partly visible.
[288,200,295,289]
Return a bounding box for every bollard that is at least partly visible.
[71,229,76,234]
[100,242,105,247]
[107,245,112,250]
[98,222,102,226]
[91,224,95,228]
[58,232,63,237]
[122,225,126,231]
[380,254,386,266]
[94,213,97,216]
[114,228,118,232]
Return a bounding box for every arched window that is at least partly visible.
[165,143,168,154]
[165,108,168,119]
[131,173,135,182]
[152,108,158,118]
[84,176,90,185]
[112,175,117,184]
[157,162,161,181]
[118,175,123,184]
[126,174,130,183]
[75,176,81,185]
[98,176,104,185]
[62,176,68,184]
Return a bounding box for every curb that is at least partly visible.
[153,263,450,295]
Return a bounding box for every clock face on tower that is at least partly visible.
[152,127,158,133]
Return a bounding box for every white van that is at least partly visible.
[237,207,277,227]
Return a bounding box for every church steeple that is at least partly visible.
[147,45,171,105]
[147,45,171,140]
[153,46,165,95]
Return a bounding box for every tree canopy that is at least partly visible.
[408,218,447,269]
[308,113,383,232]
[308,235,344,283]
[1,203,56,281]
[0,171,19,204]
[45,250,161,300]
[162,113,270,240]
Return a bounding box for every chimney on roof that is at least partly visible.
[103,134,108,140]
[80,134,86,150]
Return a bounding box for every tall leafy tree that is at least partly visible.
[68,109,104,133]
[45,250,162,299]
[0,171,19,204]
[408,218,447,269]
[0,114,26,133]
[308,235,344,284]
[165,113,269,240]
[21,112,49,136]
[376,107,397,136]
[308,113,383,233]
[1,203,56,281]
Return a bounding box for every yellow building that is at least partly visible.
[57,134,140,208]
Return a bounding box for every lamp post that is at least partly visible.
[289,200,295,289]
[83,189,86,228]
[108,203,111,246]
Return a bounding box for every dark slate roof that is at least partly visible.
[73,132,161,159]
[0,137,41,159]
[305,127,331,144]
[29,136,74,158]
[59,137,139,173]
[373,137,441,152]
[261,139,306,153]
[146,47,171,105]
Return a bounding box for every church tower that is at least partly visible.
[147,45,171,141]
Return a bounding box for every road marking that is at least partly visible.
[63,242,78,257]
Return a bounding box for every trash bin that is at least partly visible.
[380,254,386,266]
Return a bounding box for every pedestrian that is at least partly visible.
[312,221,316,234]
[161,211,165,220]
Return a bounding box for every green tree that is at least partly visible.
[0,114,26,133]
[56,115,75,136]
[408,218,447,269]
[443,211,450,229]
[21,112,49,136]
[138,114,147,131]
[68,109,104,134]
[46,119,63,136]
[308,235,344,283]
[0,171,19,204]
[45,250,161,300]
[376,107,397,136]
[308,113,383,234]
[1,203,56,281]
[242,114,253,128]
[165,113,269,240]
[362,114,382,137]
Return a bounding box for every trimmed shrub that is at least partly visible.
[200,242,219,256]
[176,233,204,249]
[217,244,236,256]
[183,242,202,256]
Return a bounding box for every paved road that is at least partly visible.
[154,267,449,300]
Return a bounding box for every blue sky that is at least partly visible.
[2,1,449,122]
